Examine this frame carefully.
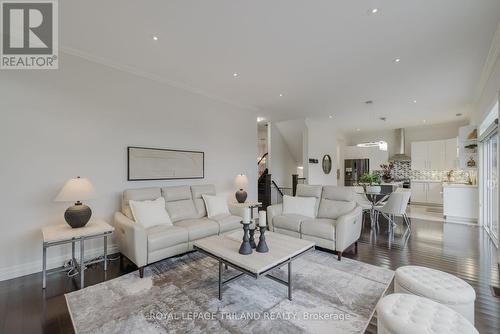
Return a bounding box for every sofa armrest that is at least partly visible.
[334,205,362,252]
[113,212,148,267]
[266,204,283,231]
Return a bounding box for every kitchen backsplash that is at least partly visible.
[393,161,411,179]
[411,169,475,183]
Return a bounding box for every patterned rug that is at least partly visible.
[65,250,393,334]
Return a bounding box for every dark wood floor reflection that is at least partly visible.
[345,216,500,334]
[0,216,499,334]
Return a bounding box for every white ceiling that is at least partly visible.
[61,0,500,131]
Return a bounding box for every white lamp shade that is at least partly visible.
[235,174,248,190]
[54,177,96,202]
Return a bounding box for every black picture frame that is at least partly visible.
[127,146,205,181]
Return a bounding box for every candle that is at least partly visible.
[258,211,267,227]
[242,208,251,223]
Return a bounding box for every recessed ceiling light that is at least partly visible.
[233,73,239,77]
[370,8,379,14]
[394,58,401,63]
[329,115,333,119]
[279,93,284,97]
[413,100,417,104]
[356,128,361,131]
[423,119,427,123]
[152,36,159,41]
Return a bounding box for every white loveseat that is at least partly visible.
[267,184,362,260]
[114,184,243,277]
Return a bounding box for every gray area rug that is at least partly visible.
[66,251,393,334]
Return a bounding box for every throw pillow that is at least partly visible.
[129,197,173,228]
[202,194,230,218]
[318,199,356,219]
[282,195,317,217]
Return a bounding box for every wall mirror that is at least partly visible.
[322,155,332,174]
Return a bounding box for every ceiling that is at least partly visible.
[60,0,500,131]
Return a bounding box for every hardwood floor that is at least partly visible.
[0,216,499,334]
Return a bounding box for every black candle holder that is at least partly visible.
[249,227,257,249]
[256,225,269,253]
[239,222,252,255]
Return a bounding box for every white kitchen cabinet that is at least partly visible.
[411,182,427,202]
[411,138,457,170]
[427,182,443,204]
[411,181,443,205]
[427,141,445,170]
[411,142,428,170]
[444,138,458,169]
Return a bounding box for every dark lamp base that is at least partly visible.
[64,203,92,228]
[235,189,247,203]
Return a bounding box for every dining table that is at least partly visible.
[356,187,393,227]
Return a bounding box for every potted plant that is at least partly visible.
[359,173,382,193]
[380,162,394,182]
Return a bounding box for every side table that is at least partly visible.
[229,201,262,220]
[41,219,114,289]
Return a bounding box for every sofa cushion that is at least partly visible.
[162,185,192,202]
[202,194,230,218]
[296,184,323,198]
[173,218,219,240]
[273,214,310,233]
[129,197,173,228]
[296,184,323,215]
[282,195,316,217]
[318,199,356,219]
[162,186,198,222]
[191,184,216,218]
[147,224,189,252]
[301,218,336,241]
[322,186,355,201]
[122,187,161,220]
[209,214,242,233]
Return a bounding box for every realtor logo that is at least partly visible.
[1,0,58,69]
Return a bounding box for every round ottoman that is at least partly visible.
[376,293,478,334]
[395,266,476,323]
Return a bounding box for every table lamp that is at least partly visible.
[54,176,96,228]
[235,174,248,203]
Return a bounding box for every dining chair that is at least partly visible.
[374,190,412,231]
[350,186,372,225]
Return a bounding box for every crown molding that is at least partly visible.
[475,21,500,105]
[60,46,260,113]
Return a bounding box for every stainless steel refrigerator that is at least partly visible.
[344,159,369,186]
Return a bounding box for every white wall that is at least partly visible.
[269,123,297,187]
[0,53,258,281]
[304,119,339,185]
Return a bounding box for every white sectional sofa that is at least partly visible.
[114,184,243,277]
[267,184,362,260]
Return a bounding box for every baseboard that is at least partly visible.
[0,243,119,282]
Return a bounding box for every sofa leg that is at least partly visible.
[119,253,124,269]
[355,241,358,253]
[139,267,144,278]
[337,252,342,261]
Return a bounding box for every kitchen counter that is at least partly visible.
[411,179,443,183]
[443,185,478,224]
[442,183,478,188]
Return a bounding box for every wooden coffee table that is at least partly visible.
[193,231,315,300]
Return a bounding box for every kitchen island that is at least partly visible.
[443,183,478,224]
